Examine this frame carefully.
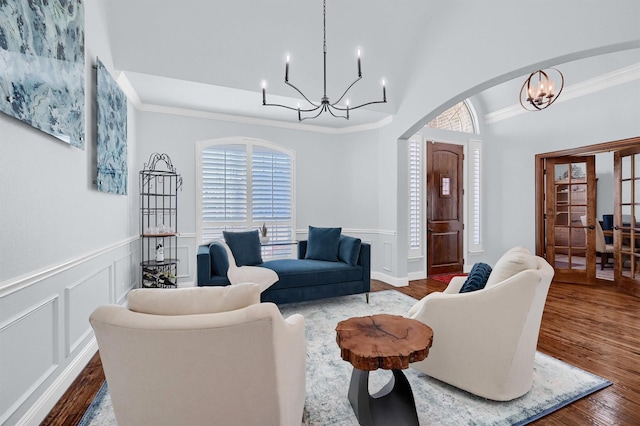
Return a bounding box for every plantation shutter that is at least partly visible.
[199,141,294,256]
[252,148,293,242]
[201,145,248,241]
[409,137,422,255]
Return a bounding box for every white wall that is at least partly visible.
[0,2,138,424]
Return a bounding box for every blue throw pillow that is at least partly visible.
[338,235,361,266]
[305,226,342,261]
[459,262,492,293]
[223,230,263,267]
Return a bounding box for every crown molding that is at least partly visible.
[484,62,640,124]
[115,72,393,135]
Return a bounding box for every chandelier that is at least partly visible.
[261,0,387,121]
[519,68,564,111]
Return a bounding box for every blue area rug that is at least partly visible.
[80,290,611,425]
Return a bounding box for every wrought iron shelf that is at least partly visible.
[139,153,181,288]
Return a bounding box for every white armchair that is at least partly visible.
[408,247,554,401]
[89,283,306,426]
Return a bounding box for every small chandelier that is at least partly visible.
[261,0,387,121]
[519,68,564,111]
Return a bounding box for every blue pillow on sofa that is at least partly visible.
[338,235,361,266]
[459,262,492,293]
[305,226,341,261]
[223,230,263,267]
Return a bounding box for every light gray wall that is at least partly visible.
[479,79,640,265]
[134,111,389,279]
[0,2,139,424]
[1,1,639,423]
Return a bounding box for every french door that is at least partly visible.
[545,156,596,284]
[614,146,640,296]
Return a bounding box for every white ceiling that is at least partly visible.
[103,0,445,128]
[102,0,640,129]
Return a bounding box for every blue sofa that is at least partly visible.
[197,240,371,304]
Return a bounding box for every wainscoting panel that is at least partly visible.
[177,234,196,286]
[0,296,58,425]
[0,237,138,426]
[114,251,135,303]
[65,266,112,357]
[383,241,392,272]
[177,244,191,280]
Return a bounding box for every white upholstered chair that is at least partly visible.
[408,247,554,401]
[89,283,306,426]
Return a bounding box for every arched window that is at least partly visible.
[426,101,476,133]
[196,138,295,258]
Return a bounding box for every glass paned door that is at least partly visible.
[614,147,640,296]
[545,156,596,284]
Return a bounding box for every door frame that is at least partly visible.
[535,136,640,293]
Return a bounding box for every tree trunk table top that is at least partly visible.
[335,314,434,371]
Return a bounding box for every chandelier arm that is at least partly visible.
[263,102,304,112]
[285,80,320,108]
[326,105,349,120]
[300,104,330,121]
[332,98,387,111]
[331,76,362,106]
[264,102,322,113]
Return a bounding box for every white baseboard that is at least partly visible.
[371,271,408,287]
[17,338,98,426]
[408,271,426,281]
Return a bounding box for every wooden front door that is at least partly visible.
[614,146,640,296]
[426,142,464,275]
[545,156,596,284]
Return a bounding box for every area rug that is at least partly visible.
[79,291,611,426]
[431,273,467,284]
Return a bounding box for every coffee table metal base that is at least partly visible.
[348,368,419,426]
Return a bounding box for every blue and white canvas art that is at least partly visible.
[96,58,127,195]
[0,0,85,149]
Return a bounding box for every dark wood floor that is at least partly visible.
[42,279,640,425]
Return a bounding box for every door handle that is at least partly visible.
[614,226,620,230]
[588,225,595,229]
[427,228,434,233]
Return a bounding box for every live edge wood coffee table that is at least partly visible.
[336,314,434,426]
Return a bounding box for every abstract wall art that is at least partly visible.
[96,57,127,195]
[0,0,85,149]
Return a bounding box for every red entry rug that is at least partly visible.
[431,273,467,284]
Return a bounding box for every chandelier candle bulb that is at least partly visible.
[357,49,362,77]
[383,79,386,101]
[262,81,266,104]
[285,55,290,82]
